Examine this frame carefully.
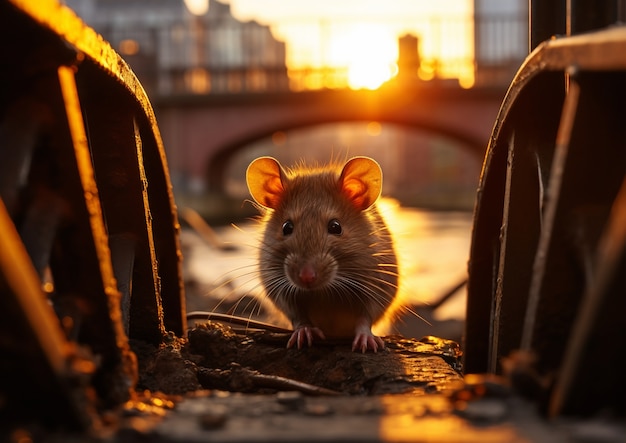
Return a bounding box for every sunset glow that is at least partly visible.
[184,0,208,15]
[327,25,399,90]
[186,0,475,90]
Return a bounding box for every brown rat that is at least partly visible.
[246,156,399,352]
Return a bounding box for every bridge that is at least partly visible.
[153,83,506,192]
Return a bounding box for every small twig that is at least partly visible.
[187,311,292,333]
[180,207,238,251]
[233,365,342,396]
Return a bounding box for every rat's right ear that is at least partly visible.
[339,156,382,210]
[246,156,285,209]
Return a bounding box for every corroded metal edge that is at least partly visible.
[7,0,187,333]
[484,25,626,163]
[471,25,626,262]
[4,0,183,247]
[9,0,148,111]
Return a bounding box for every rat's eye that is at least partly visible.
[282,220,294,236]
[327,219,342,235]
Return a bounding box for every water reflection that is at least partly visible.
[182,202,472,342]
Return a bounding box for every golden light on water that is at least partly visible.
[366,121,382,136]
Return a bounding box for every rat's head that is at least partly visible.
[246,156,386,294]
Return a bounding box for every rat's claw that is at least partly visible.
[352,333,385,353]
[352,319,384,352]
[287,326,326,349]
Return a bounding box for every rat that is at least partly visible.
[246,156,399,352]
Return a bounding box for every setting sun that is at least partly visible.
[327,25,398,90]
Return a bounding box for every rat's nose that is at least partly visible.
[298,263,317,286]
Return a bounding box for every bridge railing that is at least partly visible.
[93,10,528,96]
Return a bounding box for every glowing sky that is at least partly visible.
[185,0,475,89]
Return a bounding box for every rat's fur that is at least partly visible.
[246,157,399,352]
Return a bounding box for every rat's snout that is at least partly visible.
[297,262,317,287]
[284,253,337,290]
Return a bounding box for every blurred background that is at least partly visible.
[63,0,529,339]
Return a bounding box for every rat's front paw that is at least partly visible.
[352,319,385,353]
[352,332,385,353]
[287,326,326,349]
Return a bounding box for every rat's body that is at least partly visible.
[246,157,398,352]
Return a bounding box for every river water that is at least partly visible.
[181,201,473,341]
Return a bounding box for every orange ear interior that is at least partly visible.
[338,157,382,210]
[246,157,285,209]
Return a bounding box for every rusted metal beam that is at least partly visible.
[52,64,137,406]
[133,117,167,339]
[549,176,626,417]
[520,73,581,352]
[75,69,168,343]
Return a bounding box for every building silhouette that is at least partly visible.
[65,0,289,96]
[65,0,528,94]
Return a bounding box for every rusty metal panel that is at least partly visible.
[0,0,186,427]
[4,0,186,337]
[466,27,626,416]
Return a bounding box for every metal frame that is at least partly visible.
[0,0,185,427]
[465,26,626,416]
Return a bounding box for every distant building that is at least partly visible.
[396,34,420,82]
[64,0,289,96]
[389,2,527,89]
[390,33,459,89]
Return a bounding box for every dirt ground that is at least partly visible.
[12,322,625,442]
[111,324,624,443]
[132,321,463,397]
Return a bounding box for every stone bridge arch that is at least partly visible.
[154,86,505,192]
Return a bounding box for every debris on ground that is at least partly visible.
[132,321,463,397]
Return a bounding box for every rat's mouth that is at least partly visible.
[285,264,336,291]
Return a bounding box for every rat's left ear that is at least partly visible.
[338,156,383,210]
[246,156,285,209]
